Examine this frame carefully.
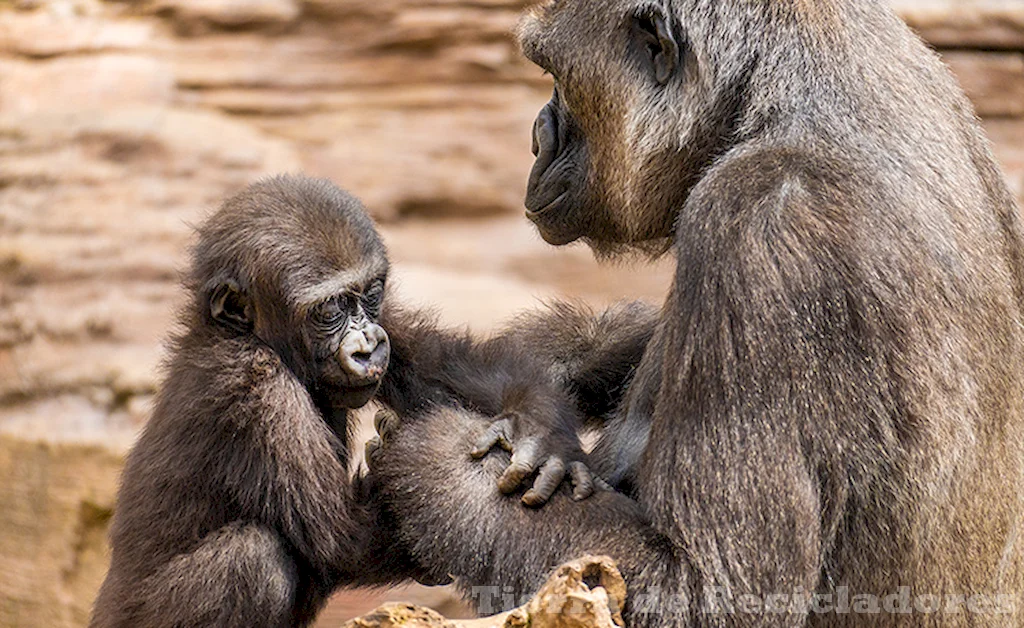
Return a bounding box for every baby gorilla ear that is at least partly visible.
[632,4,680,85]
[210,279,254,333]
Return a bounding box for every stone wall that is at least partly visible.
[0,1,1022,626]
[896,0,1024,202]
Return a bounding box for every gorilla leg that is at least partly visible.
[95,524,301,628]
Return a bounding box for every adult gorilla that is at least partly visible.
[369,0,1024,625]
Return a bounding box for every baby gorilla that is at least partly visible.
[91,175,592,628]
[91,176,394,628]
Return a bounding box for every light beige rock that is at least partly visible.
[943,51,1024,118]
[893,0,1024,49]
[0,10,152,57]
[302,101,540,220]
[0,55,174,116]
[0,435,123,628]
[985,119,1024,201]
[165,34,541,90]
[342,556,626,628]
[153,0,301,29]
[0,105,301,179]
[390,264,558,332]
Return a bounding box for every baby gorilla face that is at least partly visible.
[197,175,393,411]
[311,277,390,409]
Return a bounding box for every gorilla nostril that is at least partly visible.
[340,324,389,380]
[532,105,559,160]
[540,115,557,154]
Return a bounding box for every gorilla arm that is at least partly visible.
[494,300,659,423]
[184,347,381,584]
[490,301,662,492]
[367,406,680,614]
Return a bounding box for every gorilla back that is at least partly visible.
[370,0,1024,626]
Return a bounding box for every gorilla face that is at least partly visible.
[308,277,391,409]
[200,178,394,412]
[518,0,715,256]
[208,271,391,410]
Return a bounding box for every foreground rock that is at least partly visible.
[343,557,626,628]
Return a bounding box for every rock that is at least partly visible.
[378,217,675,307]
[320,584,474,627]
[166,33,541,91]
[299,89,542,220]
[894,0,1024,49]
[0,55,174,116]
[0,10,152,57]
[0,435,123,628]
[153,0,301,31]
[342,556,626,628]
[0,105,301,183]
[389,264,558,332]
[943,51,1024,118]
[985,119,1024,201]
[345,604,457,628]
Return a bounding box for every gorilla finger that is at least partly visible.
[365,436,382,467]
[568,461,595,501]
[372,409,389,432]
[374,409,401,440]
[470,418,514,458]
[497,439,541,494]
[523,457,567,507]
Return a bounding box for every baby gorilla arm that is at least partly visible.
[473,301,660,493]
[491,300,658,424]
[376,304,598,505]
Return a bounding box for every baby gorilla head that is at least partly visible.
[190,174,391,409]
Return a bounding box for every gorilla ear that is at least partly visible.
[210,279,254,333]
[632,5,679,85]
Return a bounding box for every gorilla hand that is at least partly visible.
[470,411,600,507]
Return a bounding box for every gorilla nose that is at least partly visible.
[531,105,559,161]
[340,324,390,381]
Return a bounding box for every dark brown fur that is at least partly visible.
[369,0,1024,626]
[90,176,407,628]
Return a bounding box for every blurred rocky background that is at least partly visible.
[0,0,1021,626]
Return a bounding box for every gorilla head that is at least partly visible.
[518,0,784,256]
[191,177,391,409]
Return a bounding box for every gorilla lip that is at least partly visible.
[526,190,569,218]
[344,379,382,393]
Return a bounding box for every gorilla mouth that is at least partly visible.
[526,190,568,218]
[526,101,569,217]
[524,91,583,246]
[336,382,380,409]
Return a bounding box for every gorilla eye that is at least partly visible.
[363,280,384,317]
[315,298,346,327]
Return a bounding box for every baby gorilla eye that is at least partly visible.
[315,297,346,327]
[362,280,385,318]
